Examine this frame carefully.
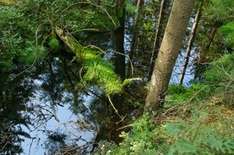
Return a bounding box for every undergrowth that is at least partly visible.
[94,54,234,155]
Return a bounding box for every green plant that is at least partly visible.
[96,54,234,155]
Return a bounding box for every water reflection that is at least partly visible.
[170,48,197,86]
[21,101,96,155]
[19,58,97,155]
[0,53,98,155]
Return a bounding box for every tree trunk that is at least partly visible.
[145,0,195,112]
[114,0,126,80]
[148,0,171,80]
[195,25,218,80]
[128,0,144,77]
[179,1,203,85]
[206,27,218,50]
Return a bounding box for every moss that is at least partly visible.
[81,49,122,95]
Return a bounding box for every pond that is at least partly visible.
[0,19,197,155]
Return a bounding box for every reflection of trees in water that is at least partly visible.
[0,53,83,154]
[0,69,34,154]
[45,131,95,155]
[45,131,66,155]
[0,30,114,154]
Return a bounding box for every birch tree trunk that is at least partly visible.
[145,0,195,112]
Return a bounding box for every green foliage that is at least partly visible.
[99,115,157,155]
[205,0,234,25]
[168,139,198,155]
[0,1,233,154]
[204,54,234,105]
[0,33,21,70]
[125,0,137,15]
[196,0,234,61]
[219,22,234,47]
[82,49,122,95]
[166,83,210,105]
[0,0,120,72]
[99,100,234,155]
[205,53,234,83]
[0,3,46,68]
[48,36,60,51]
[97,102,234,155]
[96,54,234,155]
[158,106,234,155]
[0,0,126,95]
[55,27,123,95]
[167,54,234,106]
[19,42,46,64]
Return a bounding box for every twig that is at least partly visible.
[113,50,134,76]
[59,2,117,27]
[107,95,124,120]
[116,124,133,131]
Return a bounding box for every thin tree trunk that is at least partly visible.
[195,25,218,80]
[179,1,203,85]
[128,0,144,77]
[114,0,126,80]
[206,26,217,50]
[148,0,169,80]
[145,0,195,112]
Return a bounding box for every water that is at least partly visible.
[19,74,97,155]
[21,98,96,154]
[170,48,197,86]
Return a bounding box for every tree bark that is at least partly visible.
[145,0,195,112]
[179,1,203,85]
[148,0,171,80]
[114,0,126,80]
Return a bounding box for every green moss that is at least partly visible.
[82,50,122,95]
[55,28,124,95]
[48,36,60,51]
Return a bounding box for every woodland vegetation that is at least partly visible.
[0,0,233,154]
